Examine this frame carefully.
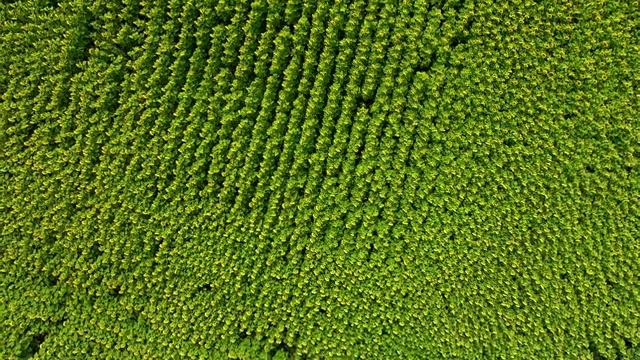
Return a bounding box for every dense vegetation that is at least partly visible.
[1,0,639,358]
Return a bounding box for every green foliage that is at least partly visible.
[1,0,639,358]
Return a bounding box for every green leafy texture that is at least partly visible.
[1,0,639,358]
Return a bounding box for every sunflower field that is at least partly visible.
[1,0,639,358]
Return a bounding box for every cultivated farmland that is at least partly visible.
[1,0,639,358]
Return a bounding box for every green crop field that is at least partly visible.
[1,0,639,358]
